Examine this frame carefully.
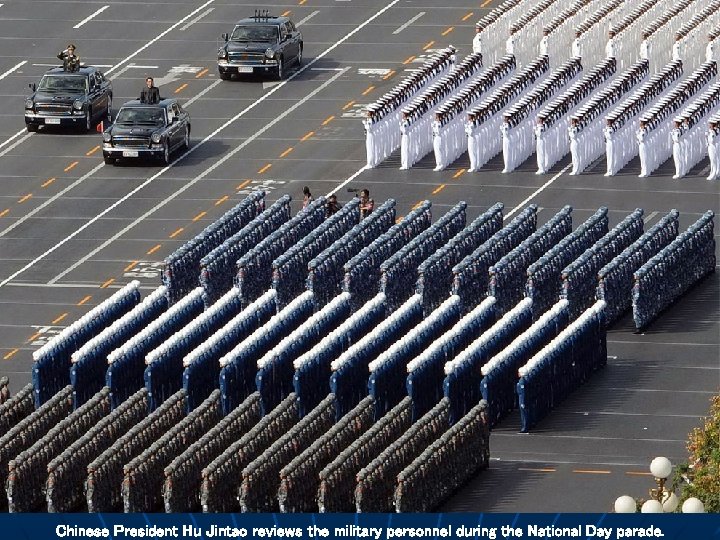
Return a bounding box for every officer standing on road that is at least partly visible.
[359,189,374,219]
[302,186,314,211]
[472,24,482,55]
[58,44,80,72]
[140,77,160,104]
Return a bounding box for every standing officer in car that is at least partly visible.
[140,77,160,104]
[58,44,80,72]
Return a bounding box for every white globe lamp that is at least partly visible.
[682,497,705,513]
[615,495,637,513]
[641,500,664,513]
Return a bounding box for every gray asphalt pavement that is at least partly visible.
[0,0,717,512]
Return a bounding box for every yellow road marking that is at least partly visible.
[42,177,56,188]
[174,83,188,94]
[258,163,272,174]
[18,193,32,203]
[481,0,492,6]
[146,244,162,255]
[573,469,611,475]
[215,195,229,206]
[280,147,294,158]
[100,278,115,289]
[423,41,435,51]
[52,313,68,324]
[411,201,423,211]
[625,471,654,476]
[237,179,251,190]
[382,70,396,80]
[299,0,307,5]
[462,12,474,21]
[0,209,9,218]
[77,295,92,306]
[169,227,184,238]
[123,261,138,272]
[27,332,42,343]
[432,184,446,195]
[193,211,207,222]
[342,100,355,110]
[195,68,209,79]
[282,10,292,16]
[301,131,315,142]
[518,467,556,472]
[322,115,335,125]
[86,145,101,156]
[453,168,466,179]
[64,161,79,172]
[442,27,454,36]
[3,348,19,360]
[403,55,415,64]
[362,85,375,96]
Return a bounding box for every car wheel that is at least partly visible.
[297,45,303,66]
[162,144,171,165]
[276,56,284,80]
[183,126,190,150]
[85,110,92,132]
[104,156,114,165]
[219,70,232,81]
[26,124,38,133]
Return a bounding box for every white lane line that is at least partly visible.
[329,165,368,196]
[48,69,350,285]
[183,79,222,107]
[73,5,109,29]
[504,164,571,221]
[296,10,320,26]
[311,67,345,71]
[179,7,214,31]
[643,210,658,224]
[0,163,105,239]
[0,61,27,81]
[0,130,27,152]
[0,1,219,159]
[105,0,215,76]
[393,12,425,34]
[0,132,32,159]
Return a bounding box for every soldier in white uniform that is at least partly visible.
[569,117,581,175]
[473,24,483,55]
[637,120,649,177]
[640,33,650,60]
[707,120,718,181]
[506,27,516,55]
[535,115,548,174]
[605,30,616,59]
[706,36,715,63]
[604,117,616,176]
[539,29,549,57]
[572,31,582,59]
[672,34,683,62]
[671,119,683,179]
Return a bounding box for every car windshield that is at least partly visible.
[230,25,279,42]
[115,107,166,126]
[37,75,87,93]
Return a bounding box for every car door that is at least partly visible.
[288,22,301,59]
[282,23,298,61]
[168,103,183,148]
[89,73,104,118]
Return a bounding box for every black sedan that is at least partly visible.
[101,99,190,165]
[25,66,112,132]
[217,15,303,80]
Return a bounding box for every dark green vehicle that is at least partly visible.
[217,13,303,80]
[25,66,112,132]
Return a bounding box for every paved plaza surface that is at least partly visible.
[0,0,717,512]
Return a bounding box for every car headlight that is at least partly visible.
[151,132,162,144]
[25,99,34,110]
[73,99,83,110]
[102,132,112,143]
[218,48,228,59]
[265,48,275,59]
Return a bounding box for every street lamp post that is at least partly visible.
[614,457,705,513]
